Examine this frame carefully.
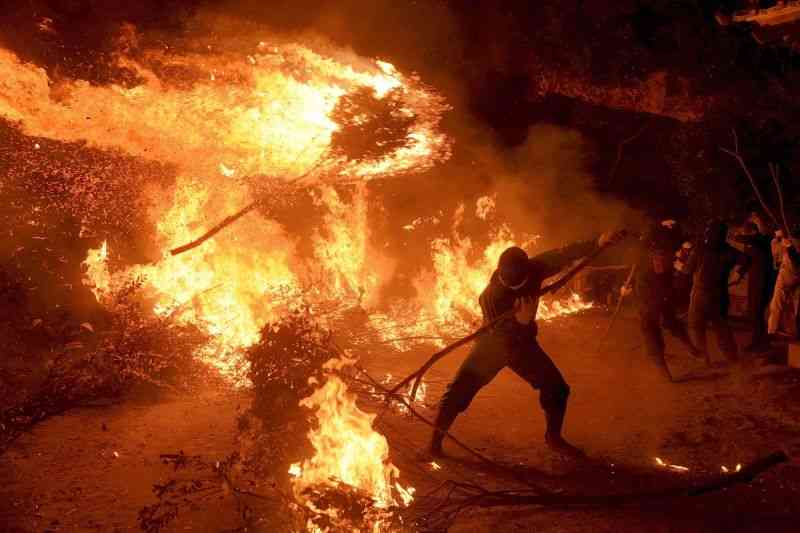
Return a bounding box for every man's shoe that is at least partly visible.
[545,433,586,458]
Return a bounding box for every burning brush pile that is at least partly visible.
[1,26,593,531]
[181,308,415,532]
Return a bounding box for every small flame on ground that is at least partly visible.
[655,457,690,472]
[291,359,414,517]
[430,461,442,471]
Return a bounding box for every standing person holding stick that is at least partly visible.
[633,222,701,380]
[680,221,750,365]
[429,230,626,458]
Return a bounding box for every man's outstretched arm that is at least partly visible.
[531,236,600,279]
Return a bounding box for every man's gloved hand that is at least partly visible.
[620,284,633,297]
[514,296,536,325]
[598,229,627,247]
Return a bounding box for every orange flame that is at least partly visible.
[17,37,590,380]
[15,38,447,381]
[311,184,390,307]
[290,359,414,529]
[82,241,110,302]
[403,197,592,341]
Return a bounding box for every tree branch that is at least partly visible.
[720,129,782,229]
[770,162,794,240]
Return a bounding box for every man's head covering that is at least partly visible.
[642,222,674,252]
[703,220,728,249]
[498,246,529,289]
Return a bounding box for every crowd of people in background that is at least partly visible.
[630,211,800,380]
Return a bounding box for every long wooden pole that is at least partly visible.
[595,263,637,353]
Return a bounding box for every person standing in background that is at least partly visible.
[768,234,800,339]
[680,221,750,365]
[632,222,701,380]
[733,212,776,352]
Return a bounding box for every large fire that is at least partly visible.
[3,31,591,531]
[0,36,447,378]
[1,34,590,375]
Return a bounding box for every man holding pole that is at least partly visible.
[429,230,625,458]
[631,222,701,380]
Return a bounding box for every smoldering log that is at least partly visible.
[430,452,788,510]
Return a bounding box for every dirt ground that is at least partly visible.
[2,307,800,532]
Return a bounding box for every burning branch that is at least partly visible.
[168,156,329,257]
[168,85,429,258]
[417,452,787,528]
[169,202,260,256]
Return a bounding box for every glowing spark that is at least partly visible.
[219,162,235,176]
